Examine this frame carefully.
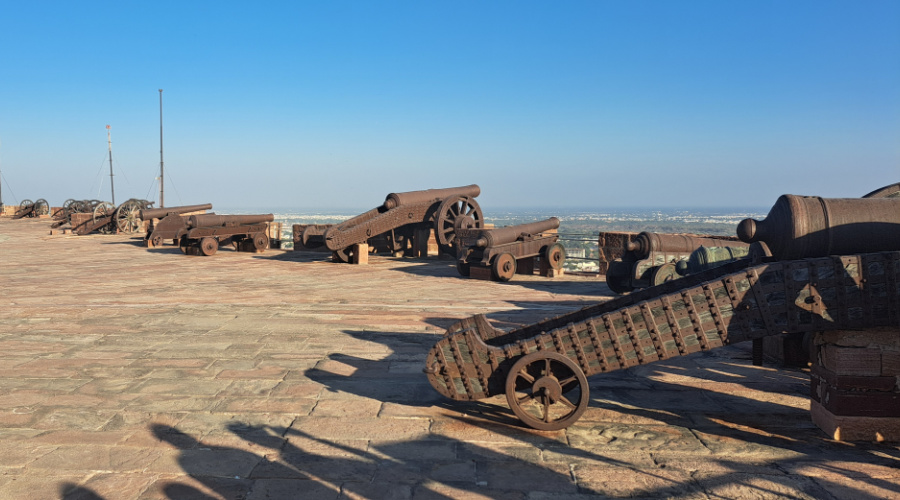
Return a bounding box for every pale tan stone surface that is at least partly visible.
[2,218,900,499]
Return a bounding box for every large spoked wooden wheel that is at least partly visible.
[115,201,142,233]
[434,195,483,255]
[93,202,116,233]
[505,351,589,431]
[33,199,50,216]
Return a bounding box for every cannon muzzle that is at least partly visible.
[737,195,900,260]
[382,184,480,210]
[139,204,213,220]
[188,214,274,228]
[474,218,560,248]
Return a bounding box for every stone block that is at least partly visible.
[821,344,882,376]
[352,243,368,265]
[811,400,900,442]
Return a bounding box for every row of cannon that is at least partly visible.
[291,184,566,281]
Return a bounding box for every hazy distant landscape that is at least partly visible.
[221,206,767,272]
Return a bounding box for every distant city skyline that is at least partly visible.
[1,2,898,209]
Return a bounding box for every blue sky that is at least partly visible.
[1,1,898,210]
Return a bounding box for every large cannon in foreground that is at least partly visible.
[141,203,214,247]
[425,187,900,431]
[320,184,483,262]
[179,213,274,256]
[604,231,749,294]
[455,218,565,281]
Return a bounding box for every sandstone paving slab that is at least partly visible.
[4,218,900,498]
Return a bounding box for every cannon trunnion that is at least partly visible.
[455,217,565,281]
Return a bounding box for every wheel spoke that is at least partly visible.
[516,391,535,405]
[558,395,576,409]
[558,375,577,388]
[542,393,550,422]
[517,370,535,384]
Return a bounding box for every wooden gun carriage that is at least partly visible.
[12,199,49,219]
[455,217,565,281]
[321,184,484,263]
[179,214,274,256]
[426,190,900,431]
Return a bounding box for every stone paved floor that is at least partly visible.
[1,217,899,499]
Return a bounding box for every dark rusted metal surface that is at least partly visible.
[143,204,214,247]
[178,214,274,256]
[606,231,749,294]
[597,231,640,275]
[737,195,900,260]
[323,185,483,262]
[426,250,900,430]
[139,203,213,221]
[455,218,564,281]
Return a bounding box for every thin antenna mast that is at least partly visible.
[159,89,164,208]
[106,125,115,205]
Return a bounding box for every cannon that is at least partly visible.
[141,204,214,247]
[179,213,274,256]
[322,184,483,262]
[604,231,749,294]
[12,199,49,219]
[674,245,751,276]
[455,217,566,281]
[737,194,900,260]
[425,186,900,431]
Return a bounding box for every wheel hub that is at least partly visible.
[532,376,562,402]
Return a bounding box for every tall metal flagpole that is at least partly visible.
[159,89,164,208]
[107,125,115,205]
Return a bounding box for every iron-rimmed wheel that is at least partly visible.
[179,238,191,254]
[20,199,33,209]
[543,242,566,270]
[505,351,590,431]
[93,202,116,233]
[332,246,355,263]
[32,199,49,216]
[200,237,218,256]
[434,195,483,255]
[252,233,269,253]
[115,200,142,233]
[650,262,679,287]
[150,235,162,248]
[456,261,471,277]
[605,261,634,294]
[863,182,900,199]
[491,253,517,282]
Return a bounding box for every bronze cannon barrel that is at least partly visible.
[382,184,480,210]
[188,213,274,228]
[625,232,745,259]
[139,204,213,220]
[475,217,560,248]
[737,195,900,260]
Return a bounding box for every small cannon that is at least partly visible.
[605,231,748,294]
[455,218,565,281]
[12,199,49,219]
[180,213,274,256]
[141,204,214,247]
[323,184,483,262]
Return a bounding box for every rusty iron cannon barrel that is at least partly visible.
[382,184,480,210]
[675,245,751,276]
[139,203,213,220]
[737,195,900,260]
[625,232,745,259]
[188,214,274,228]
[474,217,560,248]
